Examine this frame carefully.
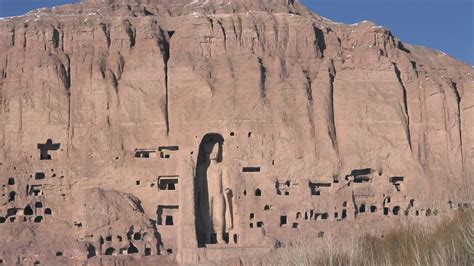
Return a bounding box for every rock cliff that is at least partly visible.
[0,0,472,264]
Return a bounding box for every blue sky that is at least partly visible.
[1,0,473,65]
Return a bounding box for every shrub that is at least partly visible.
[253,211,473,266]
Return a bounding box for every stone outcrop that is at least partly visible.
[0,0,472,264]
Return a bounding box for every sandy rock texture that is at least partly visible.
[0,0,472,264]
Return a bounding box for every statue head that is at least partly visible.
[203,142,219,161]
[198,133,224,163]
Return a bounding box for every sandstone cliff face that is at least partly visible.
[0,0,472,264]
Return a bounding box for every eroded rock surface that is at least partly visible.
[0,0,472,264]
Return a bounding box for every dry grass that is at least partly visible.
[255,211,473,266]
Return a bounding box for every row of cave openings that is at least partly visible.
[132,131,255,161]
[99,244,154,257]
[135,176,179,191]
[0,204,52,224]
[352,197,439,218]
[240,180,293,198]
[247,209,336,231]
[245,196,442,232]
[87,230,157,258]
[4,171,62,198]
[134,146,179,159]
[79,207,180,258]
[240,168,405,200]
[2,173,53,224]
[240,168,412,230]
[0,138,64,228]
[3,177,44,200]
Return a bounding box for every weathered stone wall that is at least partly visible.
[0,0,472,264]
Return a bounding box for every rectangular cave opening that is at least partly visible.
[165,215,174,225]
[280,215,287,226]
[353,176,371,183]
[134,149,157,158]
[389,176,404,191]
[309,182,319,196]
[370,206,377,213]
[389,176,404,183]
[242,167,261,173]
[37,139,60,160]
[276,180,294,196]
[342,209,347,219]
[35,172,45,180]
[309,181,331,196]
[346,168,373,183]
[29,185,43,196]
[317,183,332,187]
[157,205,179,226]
[159,146,179,159]
[145,247,152,256]
[351,168,373,177]
[321,213,329,220]
[8,191,16,202]
[7,208,17,217]
[158,176,179,191]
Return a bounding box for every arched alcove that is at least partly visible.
[127,243,139,254]
[104,247,115,255]
[194,133,234,247]
[24,205,34,216]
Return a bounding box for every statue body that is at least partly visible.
[196,139,233,245]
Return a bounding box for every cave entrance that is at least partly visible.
[127,243,139,254]
[37,139,60,160]
[24,205,34,216]
[194,133,234,247]
[158,176,179,191]
[157,205,178,226]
